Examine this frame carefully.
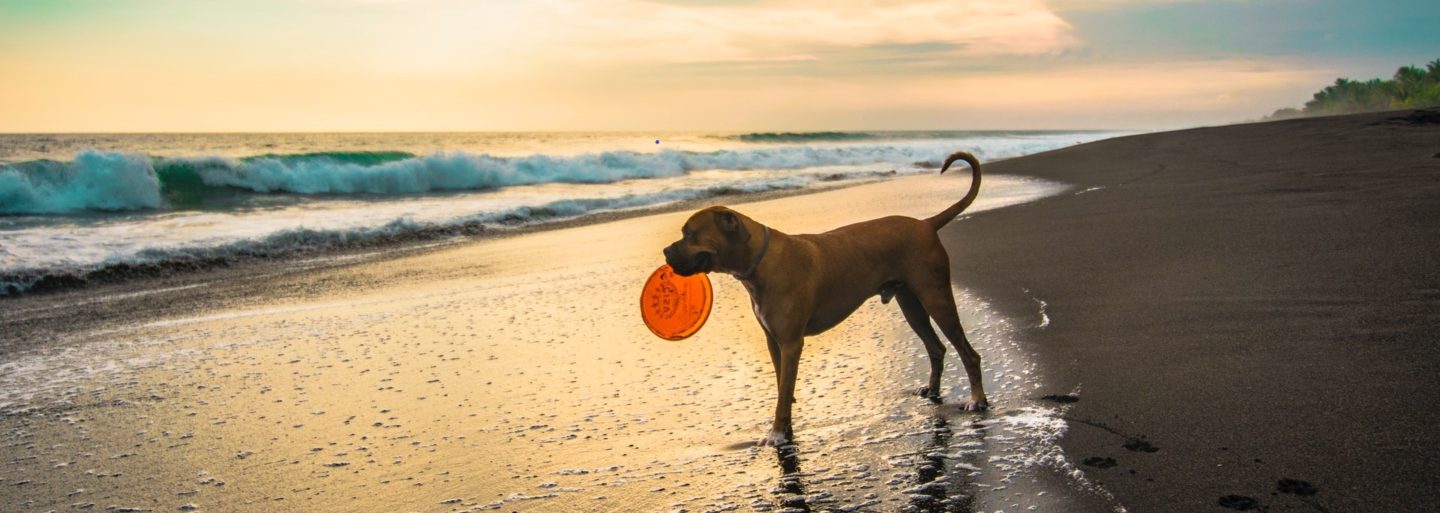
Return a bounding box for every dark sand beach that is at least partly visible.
[2,110,1437,513]
[940,109,1440,512]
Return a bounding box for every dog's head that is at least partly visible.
[663,206,755,277]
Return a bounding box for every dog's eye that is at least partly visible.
[683,229,695,241]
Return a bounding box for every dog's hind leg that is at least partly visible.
[913,280,989,411]
[895,288,945,403]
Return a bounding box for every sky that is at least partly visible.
[0,0,1436,132]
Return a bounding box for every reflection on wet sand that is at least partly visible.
[904,416,978,513]
[758,413,988,513]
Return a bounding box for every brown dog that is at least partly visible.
[662,151,988,446]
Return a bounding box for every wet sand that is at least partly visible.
[940,109,1440,513]
[1,173,1122,512]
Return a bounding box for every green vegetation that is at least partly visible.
[1270,59,1440,120]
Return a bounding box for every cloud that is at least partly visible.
[0,0,1375,131]
[532,0,1078,65]
[1043,0,1218,11]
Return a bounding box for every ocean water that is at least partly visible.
[0,131,1124,295]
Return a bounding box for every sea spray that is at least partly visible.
[0,151,161,214]
[2,140,1072,215]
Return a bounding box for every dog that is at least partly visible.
[662,151,989,447]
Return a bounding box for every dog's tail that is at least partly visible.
[924,151,982,230]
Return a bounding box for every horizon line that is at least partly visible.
[0,127,1155,136]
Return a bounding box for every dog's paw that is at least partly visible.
[960,398,990,412]
[917,386,942,403]
[757,429,790,447]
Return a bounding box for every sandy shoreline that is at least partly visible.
[0,173,918,351]
[1,172,1116,512]
[939,109,1440,513]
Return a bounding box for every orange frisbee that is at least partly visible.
[640,264,713,341]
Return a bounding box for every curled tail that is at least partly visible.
[924,151,982,230]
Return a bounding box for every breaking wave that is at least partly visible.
[1,143,1033,215]
[0,152,164,214]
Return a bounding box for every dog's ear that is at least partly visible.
[713,209,751,243]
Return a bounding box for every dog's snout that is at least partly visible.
[663,242,686,270]
[662,241,710,276]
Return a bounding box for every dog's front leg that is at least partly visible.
[765,334,782,392]
[760,335,803,447]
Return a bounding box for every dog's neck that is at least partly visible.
[736,225,771,280]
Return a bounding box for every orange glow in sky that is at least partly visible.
[1,0,1432,132]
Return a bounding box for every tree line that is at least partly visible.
[1269,59,1440,119]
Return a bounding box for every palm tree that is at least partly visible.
[1290,58,1440,117]
[1392,66,1427,107]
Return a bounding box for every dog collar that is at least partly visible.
[738,226,771,280]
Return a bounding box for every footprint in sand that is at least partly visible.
[1122,438,1159,452]
[1217,494,1260,510]
[1081,456,1117,469]
[1277,478,1317,496]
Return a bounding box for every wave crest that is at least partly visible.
[0,145,966,214]
[0,151,162,214]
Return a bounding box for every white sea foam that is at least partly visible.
[0,132,1121,294]
[0,151,162,214]
[187,135,1113,197]
[0,135,1116,214]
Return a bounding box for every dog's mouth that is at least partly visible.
[669,252,713,276]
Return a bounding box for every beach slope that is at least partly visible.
[941,109,1440,512]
